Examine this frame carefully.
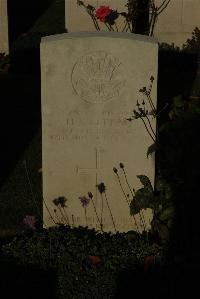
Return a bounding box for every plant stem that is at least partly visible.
[100,193,104,230]
[116,172,130,205]
[115,172,140,233]
[146,114,157,139]
[140,117,156,143]
[121,167,146,231]
[63,207,70,226]
[43,199,57,225]
[122,21,128,32]
[53,208,61,224]
[145,91,156,114]
[58,206,69,225]
[85,208,87,226]
[90,197,103,232]
[104,191,117,233]
[23,160,45,227]
[71,214,75,228]
[114,23,118,32]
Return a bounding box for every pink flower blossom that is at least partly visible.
[23,215,36,230]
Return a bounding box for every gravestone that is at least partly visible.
[65,0,127,32]
[0,0,9,53]
[41,32,158,232]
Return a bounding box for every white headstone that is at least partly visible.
[0,0,9,53]
[41,32,158,233]
[65,0,127,32]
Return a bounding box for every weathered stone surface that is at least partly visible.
[41,32,158,232]
[154,0,200,47]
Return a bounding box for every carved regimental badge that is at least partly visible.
[71,51,126,103]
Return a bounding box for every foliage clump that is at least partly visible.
[2,226,161,298]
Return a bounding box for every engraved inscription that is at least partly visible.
[71,51,126,103]
[49,111,134,143]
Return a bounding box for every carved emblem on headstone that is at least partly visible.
[71,51,126,103]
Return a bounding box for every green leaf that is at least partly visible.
[159,206,175,222]
[147,143,158,158]
[173,95,184,108]
[137,175,154,193]
[130,197,141,215]
[130,190,153,216]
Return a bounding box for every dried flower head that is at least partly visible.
[150,76,154,82]
[53,196,67,208]
[139,87,146,93]
[126,117,132,122]
[88,192,93,199]
[113,167,118,173]
[119,162,124,169]
[97,182,106,194]
[79,196,90,208]
[77,0,84,6]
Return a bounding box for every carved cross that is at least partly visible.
[77,148,109,206]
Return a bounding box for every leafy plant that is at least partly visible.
[0,53,10,73]
[183,27,200,53]
[2,226,160,298]
[130,175,174,243]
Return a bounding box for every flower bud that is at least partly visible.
[119,162,124,169]
[113,167,118,173]
[88,192,93,199]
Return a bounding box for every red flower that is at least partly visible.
[95,6,112,23]
[87,255,101,265]
[144,255,155,272]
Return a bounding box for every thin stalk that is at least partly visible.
[104,191,117,233]
[116,172,130,206]
[53,208,61,224]
[43,199,57,225]
[150,13,158,36]
[121,167,146,232]
[85,208,87,226]
[23,160,44,225]
[114,172,140,233]
[132,191,147,232]
[145,91,156,113]
[114,23,118,32]
[100,193,104,230]
[24,160,49,228]
[58,206,69,225]
[90,197,103,232]
[140,117,156,143]
[71,214,75,227]
[157,0,171,15]
[122,21,128,32]
[90,13,100,30]
[63,207,70,226]
[104,23,112,31]
[127,21,132,32]
[145,114,157,139]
